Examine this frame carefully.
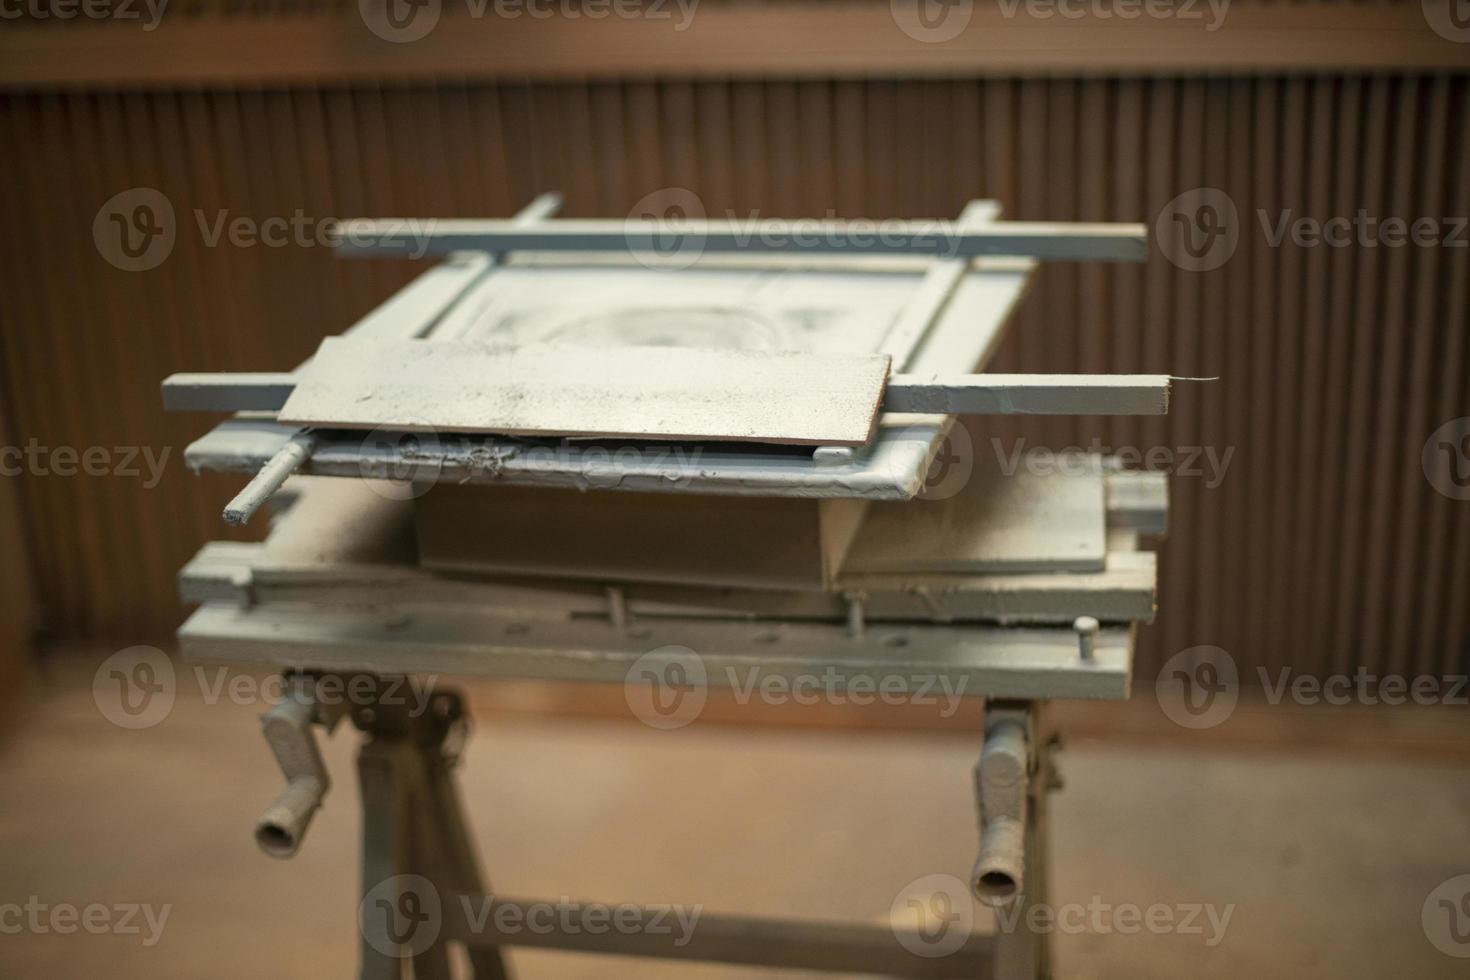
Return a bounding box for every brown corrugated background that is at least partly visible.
[0,30,1467,683]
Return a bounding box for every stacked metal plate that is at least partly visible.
[170,198,1167,702]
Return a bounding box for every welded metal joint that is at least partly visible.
[255,677,332,859]
[971,704,1032,906]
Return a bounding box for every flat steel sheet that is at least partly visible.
[279,339,891,446]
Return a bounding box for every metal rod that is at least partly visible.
[884,373,1170,416]
[224,432,316,526]
[444,898,993,978]
[163,372,1171,418]
[332,218,1148,262]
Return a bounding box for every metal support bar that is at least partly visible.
[885,374,1169,416]
[353,681,510,980]
[332,218,1148,262]
[162,372,298,412]
[161,372,1171,418]
[445,899,992,978]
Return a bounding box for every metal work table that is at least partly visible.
[168,195,1167,980]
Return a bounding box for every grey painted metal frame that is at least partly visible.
[179,602,1133,700]
[334,218,1147,262]
[179,256,1036,501]
[163,368,1171,419]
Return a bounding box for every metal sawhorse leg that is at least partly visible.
[257,675,1058,980]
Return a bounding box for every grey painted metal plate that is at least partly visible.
[182,257,1035,501]
[278,339,892,446]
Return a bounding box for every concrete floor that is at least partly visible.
[1,661,1468,979]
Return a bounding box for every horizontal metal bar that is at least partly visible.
[163,372,298,412]
[886,374,1170,416]
[163,372,1169,417]
[332,218,1147,262]
[441,896,992,978]
[179,602,1133,699]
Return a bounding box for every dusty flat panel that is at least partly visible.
[841,461,1107,574]
[278,338,891,446]
[184,260,1035,500]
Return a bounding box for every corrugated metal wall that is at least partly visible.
[1,75,1466,683]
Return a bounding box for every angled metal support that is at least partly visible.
[353,681,510,980]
